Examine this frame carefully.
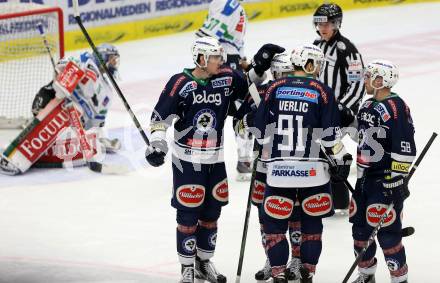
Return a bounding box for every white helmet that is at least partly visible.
[365,59,399,89]
[290,44,324,74]
[191,37,225,68]
[270,52,294,79]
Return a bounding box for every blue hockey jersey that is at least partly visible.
[150,67,248,164]
[356,93,416,177]
[253,75,341,188]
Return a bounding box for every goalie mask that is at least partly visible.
[364,59,399,89]
[191,37,226,69]
[290,44,324,75]
[94,43,120,78]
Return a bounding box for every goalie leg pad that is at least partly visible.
[2,99,71,173]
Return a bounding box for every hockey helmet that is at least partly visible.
[290,44,324,75]
[364,59,399,89]
[270,52,294,79]
[191,37,226,68]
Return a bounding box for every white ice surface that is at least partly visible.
[1,3,440,283]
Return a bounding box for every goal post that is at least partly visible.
[0,4,64,128]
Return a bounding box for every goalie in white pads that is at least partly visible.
[0,44,121,175]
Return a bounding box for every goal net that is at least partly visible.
[0,3,64,128]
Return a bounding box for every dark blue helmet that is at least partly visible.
[94,43,120,77]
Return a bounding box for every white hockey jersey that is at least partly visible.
[60,52,113,130]
[196,0,247,57]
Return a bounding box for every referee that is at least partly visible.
[313,3,365,213]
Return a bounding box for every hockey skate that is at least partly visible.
[351,273,375,283]
[299,266,313,283]
[180,264,194,283]
[195,256,226,283]
[236,161,252,181]
[254,259,271,281]
[285,257,301,281]
[272,272,287,283]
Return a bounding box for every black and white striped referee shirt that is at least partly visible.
[314,32,365,113]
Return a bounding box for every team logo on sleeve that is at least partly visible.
[302,193,332,216]
[176,184,205,207]
[193,109,217,134]
[366,204,396,227]
[264,196,293,219]
[211,77,232,88]
[179,81,197,98]
[374,103,391,122]
[212,178,229,202]
[251,180,265,204]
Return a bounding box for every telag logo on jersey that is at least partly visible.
[193,90,222,106]
[179,81,197,98]
[211,77,232,89]
[275,87,319,104]
[374,103,391,122]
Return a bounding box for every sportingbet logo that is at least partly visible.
[276,87,319,103]
[211,77,232,88]
[271,164,316,177]
[193,90,221,106]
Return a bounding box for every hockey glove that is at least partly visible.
[145,132,168,167]
[383,175,410,205]
[338,103,355,128]
[249,44,285,76]
[234,112,254,138]
[329,153,353,183]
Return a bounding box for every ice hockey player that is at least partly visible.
[241,44,352,283]
[349,60,415,283]
[313,3,365,214]
[235,52,302,281]
[145,36,284,283]
[196,0,254,181]
[0,44,121,174]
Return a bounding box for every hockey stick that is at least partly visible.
[235,151,259,283]
[342,132,437,283]
[71,0,150,147]
[36,24,129,175]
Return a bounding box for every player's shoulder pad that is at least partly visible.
[264,78,288,102]
[80,52,93,64]
[385,95,410,121]
[164,72,189,97]
[217,65,234,75]
[307,78,333,105]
